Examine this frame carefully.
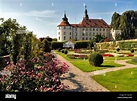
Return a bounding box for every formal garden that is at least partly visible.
[54,40,137,91]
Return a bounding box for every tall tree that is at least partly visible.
[110,12,120,30]
[111,10,137,40]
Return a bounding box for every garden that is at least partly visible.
[0,18,69,92]
[54,40,137,91]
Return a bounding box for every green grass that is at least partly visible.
[126,60,137,65]
[55,51,124,72]
[104,56,134,60]
[92,68,137,91]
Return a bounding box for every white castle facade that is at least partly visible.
[57,6,111,42]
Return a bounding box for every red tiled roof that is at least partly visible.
[79,18,110,28]
[58,18,110,28]
[58,20,71,26]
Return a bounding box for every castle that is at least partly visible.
[57,6,111,42]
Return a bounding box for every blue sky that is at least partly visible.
[0,0,137,38]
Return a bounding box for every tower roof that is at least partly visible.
[84,5,89,20]
[58,11,70,26]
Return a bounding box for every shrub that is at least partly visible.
[89,52,103,67]
[132,58,137,63]
[62,50,64,53]
[0,54,69,92]
[116,48,120,52]
[42,39,51,53]
[64,50,68,54]
[131,49,134,53]
[51,41,63,50]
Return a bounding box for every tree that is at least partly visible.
[93,34,106,43]
[110,12,120,30]
[42,39,51,53]
[111,10,137,40]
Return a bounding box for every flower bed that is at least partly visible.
[102,53,114,57]
[0,53,69,92]
[125,54,134,57]
[67,53,88,59]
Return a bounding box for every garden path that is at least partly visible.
[55,53,137,92]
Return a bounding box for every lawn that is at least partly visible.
[92,68,137,91]
[55,51,124,72]
[126,59,137,65]
[104,56,134,60]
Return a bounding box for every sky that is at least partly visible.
[0,0,137,38]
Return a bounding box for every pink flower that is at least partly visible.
[39,86,43,91]
[44,77,48,81]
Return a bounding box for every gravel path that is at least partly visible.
[56,53,137,92]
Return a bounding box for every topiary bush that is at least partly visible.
[131,49,134,53]
[62,50,64,53]
[64,50,68,54]
[89,52,103,67]
[116,48,120,52]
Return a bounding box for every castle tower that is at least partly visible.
[57,11,72,42]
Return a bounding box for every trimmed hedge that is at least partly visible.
[89,52,103,67]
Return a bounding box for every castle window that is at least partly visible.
[96,28,98,31]
[93,28,95,31]
[59,37,60,40]
[70,37,71,39]
[82,33,84,36]
[64,36,66,40]
[58,32,60,35]
[86,37,88,40]
[64,26,66,29]
[86,33,88,36]
[82,37,84,40]
[64,32,66,35]
[89,32,91,36]
[70,32,71,35]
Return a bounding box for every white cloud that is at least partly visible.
[0,10,57,19]
[26,10,57,18]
